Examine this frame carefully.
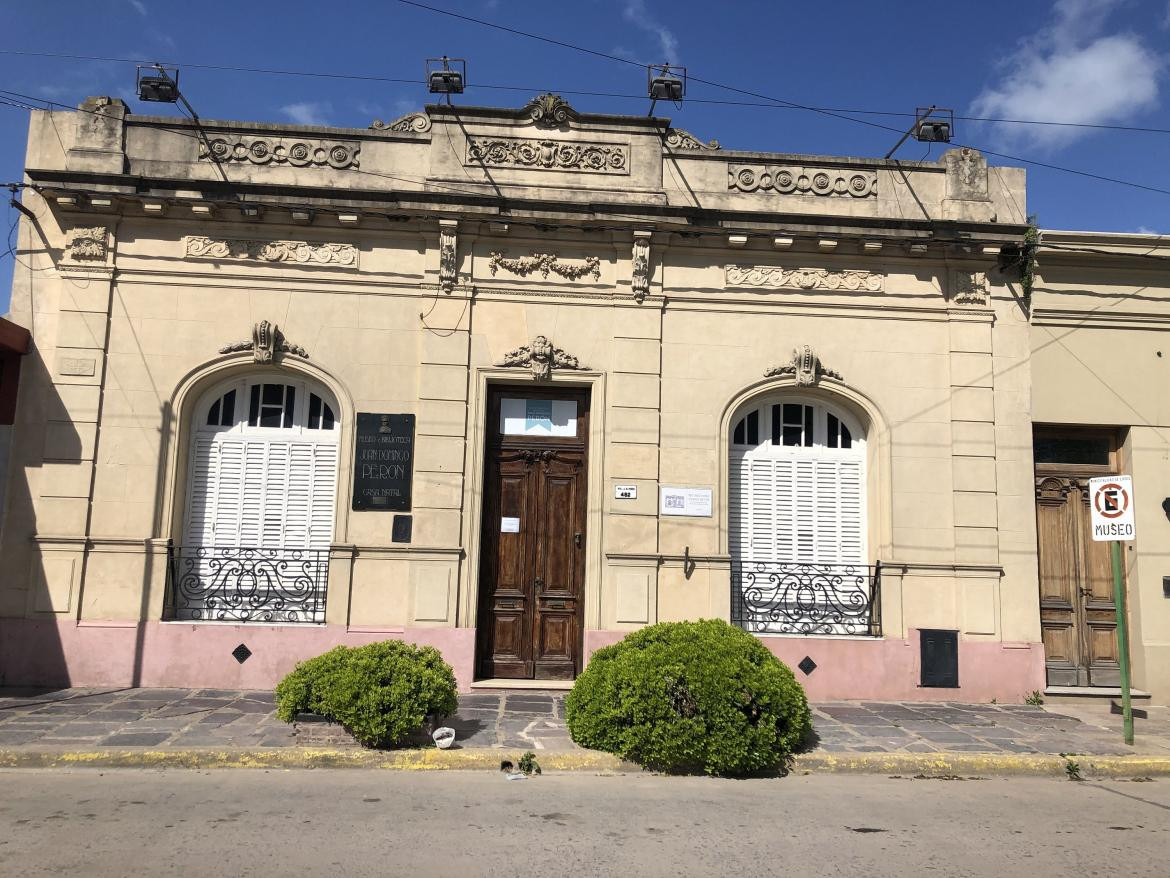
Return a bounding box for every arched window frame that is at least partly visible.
[196,377,339,440]
[171,372,342,624]
[729,394,869,567]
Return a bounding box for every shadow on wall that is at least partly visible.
[0,336,72,689]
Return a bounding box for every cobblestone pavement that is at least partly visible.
[1,687,1166,756]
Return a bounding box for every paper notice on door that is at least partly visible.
[500,517,520,533]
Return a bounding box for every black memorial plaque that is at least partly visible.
[352,413,415,511]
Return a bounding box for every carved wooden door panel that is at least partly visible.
[531,450,586,680]
[1035,476,1121,686]
[477,388,589,681]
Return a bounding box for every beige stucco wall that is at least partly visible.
[1031,231,1170,700]
[0,95,1046,692]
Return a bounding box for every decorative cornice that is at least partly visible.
[729,165,877,198]
[726,264,884,292]
[950,270,990,305]
[489,251,601,282]
[467,137,629,174]
[219,320,308,363]
[498,335,587,380]
[184,236,359,268]
[524,93,580,128]
[764,346,842,386]
[370,112,431,133]
[199,136,360,169]
[64,225,108,261]
[663,128,719,150]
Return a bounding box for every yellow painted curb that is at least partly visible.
[0,748,1166,778]
[0,747,632,773]
[790,751,1170,778]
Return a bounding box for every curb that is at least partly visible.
[790,752,1170,779]
[1,748,1168,777]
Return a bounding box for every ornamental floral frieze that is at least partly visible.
[765,346,842,387]
[439,220,458,292]
[663,128,719,150]
[950,269,990,306]
[725,264,884,292]
[489,251,601,282]
[219,320,308,363]
[369,112,431,133]
[467,137,629,174]
[524,93,580,128]
[64,226,109,261]
[184,236,359,268]
[198,136,360,169]
[728,165,877,198]
[499,335,586,380]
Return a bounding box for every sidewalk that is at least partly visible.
[1,687,1168,772]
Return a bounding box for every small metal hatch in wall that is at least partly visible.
[919,629,959,688]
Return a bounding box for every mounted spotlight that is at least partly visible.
[426,57,466,103]
[136,64,180,103]
[647,64,685,116]
[884,105,955,158]
[914,107,954,144]
[133,65,230,186]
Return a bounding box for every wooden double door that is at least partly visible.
[1035,474,1124,686]
[476,388,588,680]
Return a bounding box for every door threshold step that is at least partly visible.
[471,678,574,691]
[1044,686,1151,699]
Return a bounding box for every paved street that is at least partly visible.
[1,769,1168,876]
[1,687,1166,755]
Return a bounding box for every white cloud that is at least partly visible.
[621,0,680,63]
[970,0,1162,150]
[128,0,147,15]
[280,101,332,126]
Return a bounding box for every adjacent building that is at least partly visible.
[0,93,1159,704]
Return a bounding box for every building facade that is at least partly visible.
[0,93,1073,701]
[1029,231,1170,703]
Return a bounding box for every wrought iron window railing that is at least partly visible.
[732,560,882,637]
[164,544,329,624]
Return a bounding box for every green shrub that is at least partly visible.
[565,619,811,776]
[275,641,458,748]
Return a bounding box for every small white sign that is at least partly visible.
[615,484,638,500]
[659,486,713,517]
[500,517,520,533]
[1089,475,1136,542]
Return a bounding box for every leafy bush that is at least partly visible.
[565,619,811,775]
[275,641,458,747]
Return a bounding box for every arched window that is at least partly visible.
[729,397,873,635]
[171,376,340,623]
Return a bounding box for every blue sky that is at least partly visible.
[3,0,1170,314]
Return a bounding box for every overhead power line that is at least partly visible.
[1,46,1170,135]
[391,0,1170,198]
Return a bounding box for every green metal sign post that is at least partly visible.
[1090,475,1136,747]
[1109,540,1134,746]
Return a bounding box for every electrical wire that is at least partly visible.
[392,0,1170,198]
[2,46,1170,135]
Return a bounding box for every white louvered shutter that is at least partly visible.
[729,418,866,568]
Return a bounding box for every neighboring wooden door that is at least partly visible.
[477,389,588,680]
[1035,476,1123,686]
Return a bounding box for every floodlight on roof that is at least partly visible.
[647,64,685,116]
[885,105,956,158]
[427,57,466,103]
[137,64,180,103]
[914,107,954,144]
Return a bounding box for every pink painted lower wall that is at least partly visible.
[0,619,478,692]
[2,621,1045,702]
[586,629,1047,702]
